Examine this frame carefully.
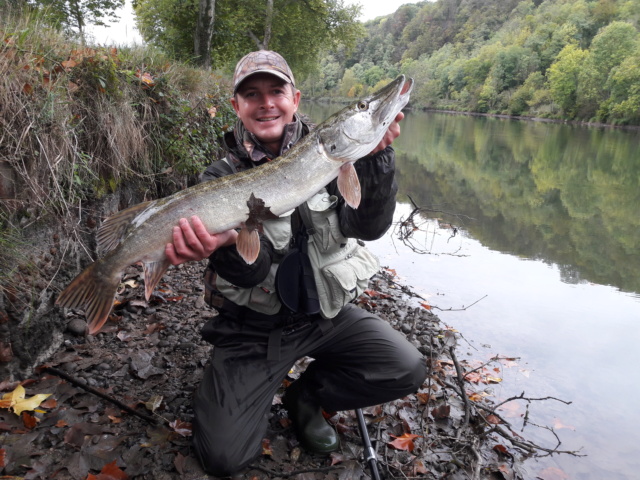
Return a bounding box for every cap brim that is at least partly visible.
[233,70,293,94]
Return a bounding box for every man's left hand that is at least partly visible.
[369,112,405,155]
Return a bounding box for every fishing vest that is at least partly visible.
[212,188,380,319]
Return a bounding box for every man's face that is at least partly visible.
[231,73,301,153]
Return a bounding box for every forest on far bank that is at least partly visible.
[304,0,640,126]
[5,0,640,125]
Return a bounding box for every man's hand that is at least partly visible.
[165,216,238,265]
[369,112,405,155]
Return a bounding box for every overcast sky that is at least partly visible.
[87,1,421,47]
[346,0,419,21]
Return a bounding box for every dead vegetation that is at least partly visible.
[0,8,236,377]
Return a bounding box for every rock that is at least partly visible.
[66,318,87,336]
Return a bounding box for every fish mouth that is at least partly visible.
[370,75,414,127]
[341,75,413,145]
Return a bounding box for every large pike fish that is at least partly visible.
[57,75,413,334]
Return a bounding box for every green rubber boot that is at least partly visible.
[282,380,340,454]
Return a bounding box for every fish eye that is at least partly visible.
[357,101,368,110]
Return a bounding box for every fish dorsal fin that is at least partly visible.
[143,259,172,301]
[97,201,154,254]
[337,162,361,209]
[237,226,260,264]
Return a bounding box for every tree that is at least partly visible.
[547,44,588,118]
[134,0,197,60]
[194,0,215,69]
[30,0,125,40]
[134,0,363,78]
[577,21,637,119]
[607,55,640,124]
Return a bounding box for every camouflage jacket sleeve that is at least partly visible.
[200,159,274,288]
[327,146,398,241]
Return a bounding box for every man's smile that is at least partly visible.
[257,115,280,122]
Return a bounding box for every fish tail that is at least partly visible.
[56,260,120,335]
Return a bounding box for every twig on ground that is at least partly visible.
[41,366,158,425]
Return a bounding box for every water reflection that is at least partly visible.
[302,102,640,479]
[304,104,640,296]
[395,112,640,296]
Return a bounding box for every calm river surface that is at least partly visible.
[304,104,640,480]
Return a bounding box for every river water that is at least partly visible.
[303,103,640,479]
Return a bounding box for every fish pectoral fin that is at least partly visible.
[56,259,121,335]
[235,193,276,264]
[337,162,361,209]
[237,226,260,265]
[97,201,155,254]
[143,258,172,301]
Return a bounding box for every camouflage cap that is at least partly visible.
[233,50,295,94]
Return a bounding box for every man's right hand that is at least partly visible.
[165,216,238,265]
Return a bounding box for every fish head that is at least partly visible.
[318,75,413,161]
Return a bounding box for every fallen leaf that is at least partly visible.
[41,397,57,409]
[485,414,501,425]
[538,466,569,480]
[388,433,421,451]
[553,419,575,431]
[493,444,509,454]
[89,459,128,480]
[144,395,163,413]
[116,331,134,342]
[174,452,186,475]
[467,392,485,402]
[169,419,192,437]
[22,411,38,429]
[416,392,432,404]
[412,458,428,474]
[497,402,523,418]
[498,463,512,476]
[130,351,163,379]
[290,446,301,462]
[261,438,272,456]
[0,385,51,415]
[431,404,450,419]
[63,422,106,448]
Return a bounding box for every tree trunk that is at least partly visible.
[263,0,274,50]
[194,0,215,69]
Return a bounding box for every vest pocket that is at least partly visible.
[318,246,380,317]
[304,192,346,253]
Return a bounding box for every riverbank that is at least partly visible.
[306,96,640,131]
[0,261,574,479]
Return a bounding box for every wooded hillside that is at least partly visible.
[304,0,640,125]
